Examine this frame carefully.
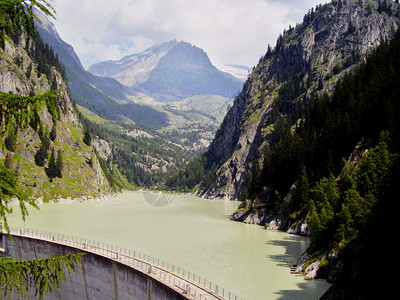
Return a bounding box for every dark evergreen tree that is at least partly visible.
[45,149,57,181]
[50,122,57,142]
[34,146,48,167]
[55,150,63,178]
[83,127,92,146]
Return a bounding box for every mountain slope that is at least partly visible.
[33,14,238,188]
[89,41,244,102]
[198,0,400,201]
[36,15,238,134]
[0,29,114,201]
[88,40,178,86]
[138,41,243,101]
[166,1,400,297]
[35,11,169,129]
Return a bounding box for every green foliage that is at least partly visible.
[257,28,400,210]
[0,90,61,135]
[0,165,21,232]
[0,90,61,229]
[0,0,55,49]
[303,7,317,25]
[1,5,84,298]
[356,139,393,199]
[29,31,66,81]
[34,145,47,167]
[200,162,219,191]
[165,156,206,192]
[0,91,60,170]
[0,89,80,300]
[378,0,393,15]
[78,112,191,188]
[240,30,400,295]
[55,149,63,178]
[0,253,85,300]
[0,5,87,300]
[97,155,121,191]
[4,127,17,152]
[239,187,248,202]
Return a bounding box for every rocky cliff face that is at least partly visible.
[199,0,400,205]
[0,32,114,201]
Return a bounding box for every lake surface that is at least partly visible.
[8,191,330,300]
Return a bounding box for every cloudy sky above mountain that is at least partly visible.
[52,0,324,69]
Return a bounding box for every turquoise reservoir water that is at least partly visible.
[8,191,330,299]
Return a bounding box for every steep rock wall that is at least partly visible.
[0,33,113,201]
[199,0,400,204]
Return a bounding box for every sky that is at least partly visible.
[51,0,326,69]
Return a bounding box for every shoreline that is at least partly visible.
[10,192,118,205]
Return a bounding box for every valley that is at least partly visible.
[33,14,242,187]
[1,1,400,299]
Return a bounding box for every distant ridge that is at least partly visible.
[89,41,244,102]
[35,11,169,128]
[88,40,178,85]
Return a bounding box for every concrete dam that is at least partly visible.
[1,228,242,300]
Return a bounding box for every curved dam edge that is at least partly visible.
[1,232,226,300]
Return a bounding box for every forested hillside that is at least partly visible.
[168,0,400,196]
[34,14,236,188]
[166,1,400,298]
[76,108,193,188]
[301,26,400,300]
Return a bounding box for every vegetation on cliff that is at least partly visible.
[1,2,114,200]
[306,26,400,300]
[0,1,85,298]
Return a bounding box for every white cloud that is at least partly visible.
[51,0,325,68]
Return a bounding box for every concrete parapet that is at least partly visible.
[1,233,195,300]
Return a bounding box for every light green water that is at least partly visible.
[7,191,330,300]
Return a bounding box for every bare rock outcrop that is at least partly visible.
[199,0,400,203]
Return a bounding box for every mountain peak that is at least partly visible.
[88,40,243,102]
[137,41,242,101]
[161,41,213,68]
[87,40,178,83]
[87,40,214,85]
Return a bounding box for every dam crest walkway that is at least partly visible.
[1,227,243,300]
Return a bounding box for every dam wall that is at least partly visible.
[1,229,239,300]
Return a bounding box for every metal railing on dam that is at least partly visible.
[2,227,243,300]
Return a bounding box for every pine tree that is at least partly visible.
[34,145,48,167]
[0,0,55,49]
[55,150,63,178]
[45,149,58,181]
[83,127,92,146]
[50,122,57,141]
